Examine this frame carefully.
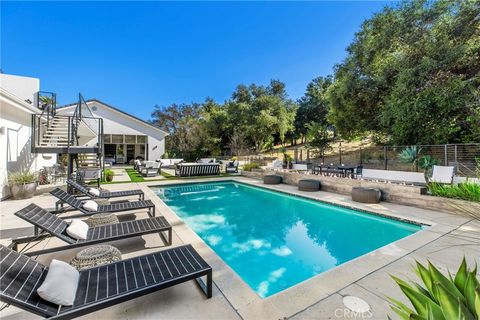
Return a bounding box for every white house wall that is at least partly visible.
[0,96,57,199]
[58,101,166,161]
[0,74,39,103]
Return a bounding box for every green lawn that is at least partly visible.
[125,168,145,182]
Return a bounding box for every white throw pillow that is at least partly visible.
[66,219,89,240]
[37,259,80,306]
[82,200,98,212]
[88,188,100,197]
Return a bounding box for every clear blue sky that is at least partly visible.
[1,1,393,120]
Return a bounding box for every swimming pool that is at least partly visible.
[153,181,422,298]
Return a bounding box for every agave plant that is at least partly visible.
[398,146,421,167]
[389,258,480,320]
[418,155,439,171]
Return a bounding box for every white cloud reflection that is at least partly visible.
[272,246,293,257]
[184,214,225,232]
[257,268,286,298]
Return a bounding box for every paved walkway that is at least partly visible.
[111,167,132,182]
[0,177,478,320]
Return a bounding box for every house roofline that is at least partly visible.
[58,98,169,136]
[0,88,40,114]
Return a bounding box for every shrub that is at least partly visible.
[243,163,261,171]
[8,171,37,185]
[389,258,480,320]
[103,169,114,182]
[104,169,114,177]
[428,182,480,202]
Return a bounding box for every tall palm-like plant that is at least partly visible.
[39,95,55,110]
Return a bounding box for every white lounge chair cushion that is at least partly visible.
[82,200,98,212]
[66,219,89,240]
[430,165,455,184]
[88,188,100,196]
[37,259,80,306]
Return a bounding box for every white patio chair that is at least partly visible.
[429,165,455,184]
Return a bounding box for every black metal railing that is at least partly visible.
[31,93,103,153]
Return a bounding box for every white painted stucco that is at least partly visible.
[58,100,167,161]
[0,74,39,104]
[0,86,57,199]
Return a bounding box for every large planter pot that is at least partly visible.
[106,175,114,182]
[10,182,38,200]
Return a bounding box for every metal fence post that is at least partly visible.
[384,146,387,170]
[444,144,448,165]
[454,144,457,165]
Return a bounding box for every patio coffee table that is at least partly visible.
[70,245,122,270]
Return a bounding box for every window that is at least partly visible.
[136,135,146,144]
[125,135,136,143]
[103,134,111,143]
[112,135,123,143]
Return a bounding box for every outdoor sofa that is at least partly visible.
[158,158,184,168]
[50,188,156,218]
[140,161,161,177]
[0,244,212,319]
[175,163,220,177]
[10,203,172,256]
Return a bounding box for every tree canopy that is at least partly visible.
[328,0,480,144]
[151,0,479,159]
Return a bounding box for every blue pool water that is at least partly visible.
[153,181,421,298]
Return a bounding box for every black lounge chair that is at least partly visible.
[0,244,212,319]
[66,179,145,200]
[50,188,155,218]
[11,203,172,255]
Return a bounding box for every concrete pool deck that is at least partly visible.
[0,177,478,319]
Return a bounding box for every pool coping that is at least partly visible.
[141,176,469,319]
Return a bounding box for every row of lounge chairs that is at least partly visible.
[1,180,212,319]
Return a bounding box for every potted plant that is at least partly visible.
[8,171,38,199]
[104,169,114,182]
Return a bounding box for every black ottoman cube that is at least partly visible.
[351,187,381,203]
[264,175,282,185]
[298,179,321,191]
